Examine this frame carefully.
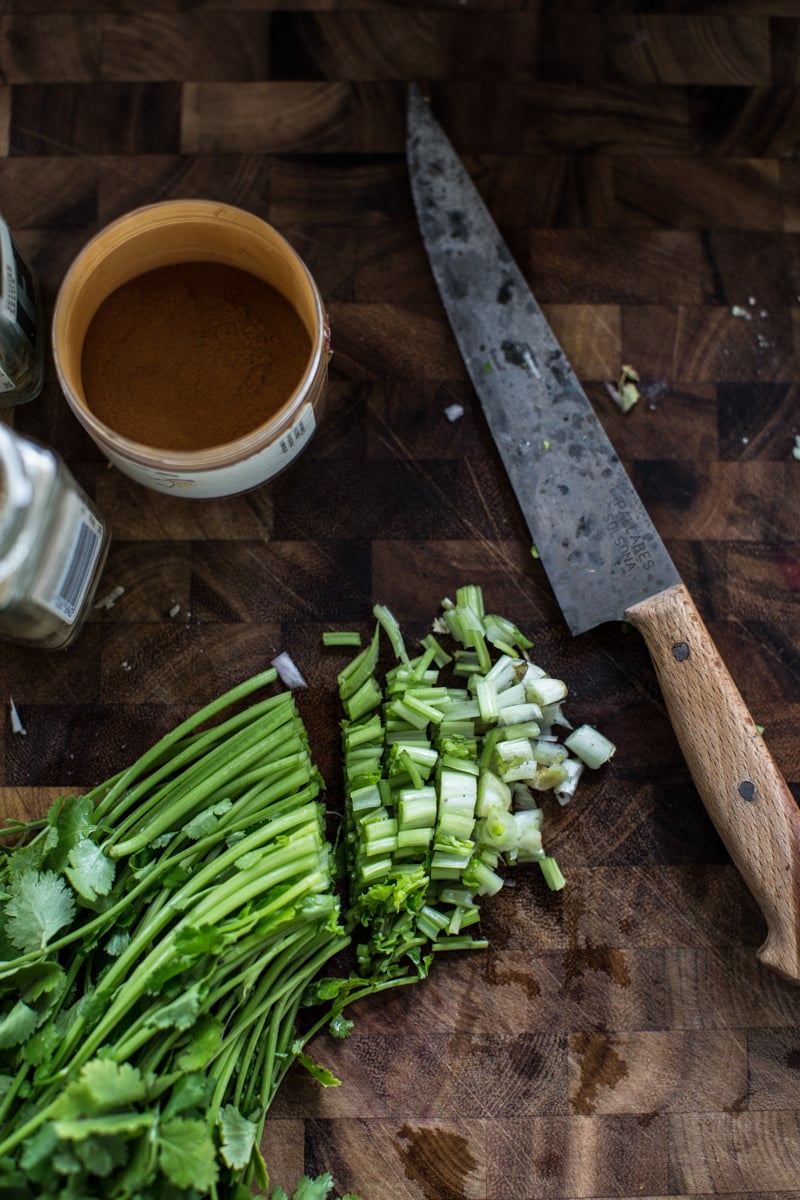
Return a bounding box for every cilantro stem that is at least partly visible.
[89,667,280,817]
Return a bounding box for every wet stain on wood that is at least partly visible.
[570,1032,630,1115]
[486,956,542,999]
[397,1123,478,1200]
[564,942,632,995]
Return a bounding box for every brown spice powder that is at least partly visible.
[80,261,312,452]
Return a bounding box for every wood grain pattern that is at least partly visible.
[2,4,800,1199]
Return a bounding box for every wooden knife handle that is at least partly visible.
[625,581,800,985]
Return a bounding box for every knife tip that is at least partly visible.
[407,82,431,110]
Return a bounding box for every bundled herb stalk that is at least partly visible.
[0,587,614,1199]
[0,670,350,1199]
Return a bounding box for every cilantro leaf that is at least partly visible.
[0,1000,38,1049]
[21,1019,61,1067]
[176,1015,223,1071]
[162,1072,212,1119]
[293,1174,334,1199]
[19,1122,58,1172]
[329,1012,354,1039]
[218,1104,257,1170]
[15,959,66,1003]
[3,869,75,953]
[183,799,233,840]
[44,794,94,871]
[52,1059,150,1119]
[64,838,116,902]
[53,1112,155,1140]
[143,982,202,1031]
[74,1131,128,1178]
[294,1051,341,1088]
[104,930,130,956]
[158,1116,218,1189]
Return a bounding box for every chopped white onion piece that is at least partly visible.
[271,652,307,690]
[9,696,26,736]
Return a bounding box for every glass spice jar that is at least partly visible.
[0,423,110,648]
[0,215,45,406]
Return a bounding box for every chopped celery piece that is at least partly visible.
[420,633,453,667]
[343,675,383,720]
[363,818,398,842]
[349,784,383,813]
[373,603,410,665]
[397,828,434,851]
[393,693,445,726]
[477,806,518,852]
[483,612,533,651]
[511,810,544,861]
[476,769,512,816]
[498,703,543,727]
[497,720,542,741]
[323,630,363,647]
[493,681,526,707]
[463,857,504,896]
[539,856,565,891]
[485,653,518,688]
[338,625,381,700]
[398,787,437,826]
[439,753,479,777]
[475,675,499,722]
[554,758,583,805]
[564,724,616,769]
[525,676,568,706]
[432,936,489,951]
[532,739,568,766]
[436,811,475,841]
[344,713,383,749]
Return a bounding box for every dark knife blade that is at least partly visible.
[407,84,800,984]
[406,85,679,635]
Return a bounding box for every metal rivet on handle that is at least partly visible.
[738,780,756,802]
[672,641,690,661]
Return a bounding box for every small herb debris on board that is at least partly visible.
[0,586,613,1199]
[606,363,641,414]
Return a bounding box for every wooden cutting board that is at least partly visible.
[2,6,800,1198]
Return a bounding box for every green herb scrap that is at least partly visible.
[0,670,349,1199]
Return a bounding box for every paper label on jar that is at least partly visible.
[0,218,36,347]
[0,360,16,392]
[36,507,106,625]
[0,219,17,326]
[110,401,318,499]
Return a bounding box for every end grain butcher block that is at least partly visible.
[1,6,800,1200]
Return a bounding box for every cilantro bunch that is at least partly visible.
[0,670,350,1198]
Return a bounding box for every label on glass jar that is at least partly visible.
[0,218,37,346]
[35,506,106,625]
[0,360,16,392]
[112,400,319,499]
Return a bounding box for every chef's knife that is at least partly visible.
[406,84,800,984]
